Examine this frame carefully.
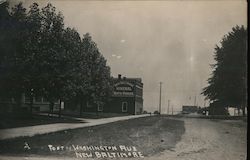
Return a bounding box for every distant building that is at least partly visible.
[182,105,198,114]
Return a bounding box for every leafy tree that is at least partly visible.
[0,2,28,110]
[37,3,66,115]
[0,1,12,101]
[0,2,113,117]
[57,27,84,117]
[0,1,11,83]
[21,2,44,112]
[202,25,247,115]
[77,33,113,116]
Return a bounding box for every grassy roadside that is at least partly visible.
[0,114,84,129]
[60,111,131,119]
[0,116,185,158]
[172,114,247,122]
[0,111,132,129]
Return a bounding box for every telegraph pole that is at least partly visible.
[167,100,170,115]
[172,105,173,115]
[159,82,162,114]
[194,95,196,106]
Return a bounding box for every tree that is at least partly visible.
[57,27,84,117]
[0,1,12,102]
[1,2,67,115]
[0,2,113,118]
[0,2,29,111]
[77,33,113,116]
[202,25,247,115]
[37,3,66,116]
[0,1,11,90]
[21,2,44,113]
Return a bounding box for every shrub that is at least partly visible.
[154,110,159,114]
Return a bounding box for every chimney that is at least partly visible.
[118,74,122,79]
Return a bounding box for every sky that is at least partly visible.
[11,0,247,113]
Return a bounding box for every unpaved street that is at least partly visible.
[146,118,247,160]
[0,117,247,160]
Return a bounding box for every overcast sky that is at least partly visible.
[16,0,247,113]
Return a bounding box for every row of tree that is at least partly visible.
[202,25,247,115]
[0,2,113,116]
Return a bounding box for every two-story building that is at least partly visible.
[1,74,143,115]
[105,74,143,115]
[82,74,144,115]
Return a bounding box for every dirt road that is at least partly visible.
[0,117,247,160]
[146,118,247,160]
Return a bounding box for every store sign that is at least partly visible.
[113,82,134,97]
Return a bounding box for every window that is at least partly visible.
[122,102,128,112]
[60,101,64,110]
[97,104,103,112]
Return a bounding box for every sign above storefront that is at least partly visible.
[113,81,134,97]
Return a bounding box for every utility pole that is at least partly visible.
[159,82,162,115]
[172,105,173,115]
[194,95,196,106]
[167,100,170,115]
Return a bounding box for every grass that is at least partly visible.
[60,110,131,119]
[0,114,84,129]
[0,116,185,158]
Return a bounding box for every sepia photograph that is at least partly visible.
[0,0,247,159]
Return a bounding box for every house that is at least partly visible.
[1,74,143,115]
[0,94,60,113]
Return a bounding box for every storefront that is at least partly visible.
[104,74,143,115]
[65,74,143,115]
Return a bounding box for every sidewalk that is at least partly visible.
[0,114,150,140]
